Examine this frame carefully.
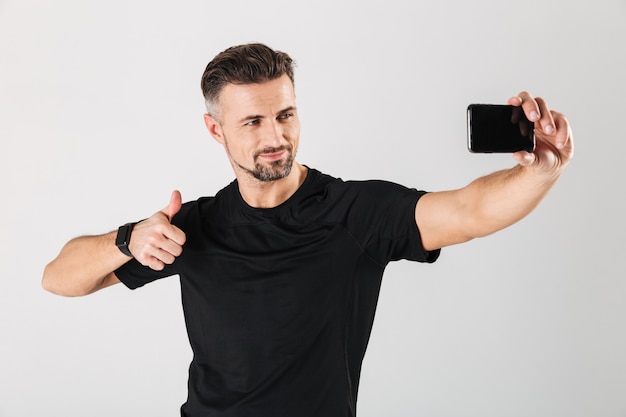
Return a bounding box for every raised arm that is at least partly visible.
[416,92,574,251]
[42,191,187,296]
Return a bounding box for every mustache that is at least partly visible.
[254,145,292,159]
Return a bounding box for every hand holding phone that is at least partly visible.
[467,104,535,153]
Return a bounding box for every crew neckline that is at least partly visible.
[232,166,316,213]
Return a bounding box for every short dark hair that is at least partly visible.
[200,43,295,116]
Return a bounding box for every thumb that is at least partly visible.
[513,151,535,166]
[163,190,182,222]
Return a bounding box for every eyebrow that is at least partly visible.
[238,106,297,124]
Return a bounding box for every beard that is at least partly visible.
[229,143,295,182]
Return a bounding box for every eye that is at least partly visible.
[278,113,293,120]
[245,119,260,126]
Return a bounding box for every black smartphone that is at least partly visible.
[467,104,535,153]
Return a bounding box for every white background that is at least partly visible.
[1,0,625,416]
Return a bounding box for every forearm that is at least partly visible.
[42,231,129,297]
[460,163,562,238]
[43,192,187,296]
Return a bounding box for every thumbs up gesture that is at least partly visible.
[129,190,187,271]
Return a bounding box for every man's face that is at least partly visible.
[205,74,300,182]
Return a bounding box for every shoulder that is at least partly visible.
[324,173,424,201]
[304,168,426,215]
[170,180,238,226]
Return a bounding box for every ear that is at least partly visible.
[204,114,225,145]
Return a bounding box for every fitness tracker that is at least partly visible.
[115,222,136,257]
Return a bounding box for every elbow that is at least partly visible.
[41,262,88,297]
[41,262,57,293]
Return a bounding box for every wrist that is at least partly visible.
[115,222,137,257]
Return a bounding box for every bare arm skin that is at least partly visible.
[42,232,128,296]
[416,92,574,251]
[42,191,187,297]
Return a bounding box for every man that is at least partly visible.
[42,43,573,416]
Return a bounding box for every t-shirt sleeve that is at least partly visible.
[342,180,440,265]
[115,257,178,290]
[114,203,191,290]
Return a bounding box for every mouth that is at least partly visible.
[258,151,286,161]
[256,146,290,162]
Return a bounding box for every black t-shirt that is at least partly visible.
[116,168,440,417]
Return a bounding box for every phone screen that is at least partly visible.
[467,104,535,153]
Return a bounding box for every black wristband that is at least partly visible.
[115,222,137,257]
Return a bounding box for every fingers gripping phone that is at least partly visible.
[467,104,535,153]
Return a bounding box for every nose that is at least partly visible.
[261,120,284,149]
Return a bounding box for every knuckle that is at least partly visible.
[150,259,165,271]
[138,255,152,268]
[137,254,152,267]
[146,233,161,246]
[153,223,167,234]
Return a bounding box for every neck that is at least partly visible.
[236,162,308,208]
